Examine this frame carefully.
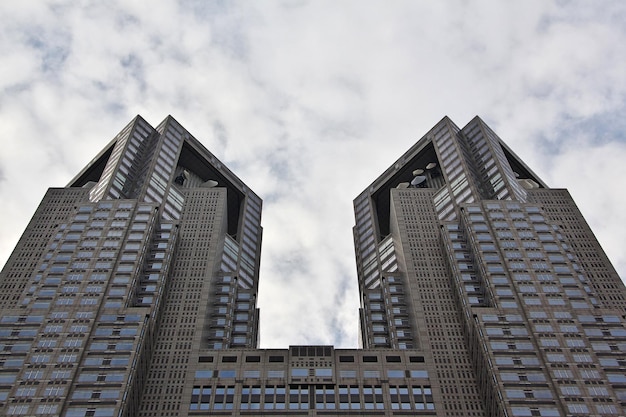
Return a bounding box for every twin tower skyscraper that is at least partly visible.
[0,115,625,416]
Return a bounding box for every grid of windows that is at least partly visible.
[2,115,625,417]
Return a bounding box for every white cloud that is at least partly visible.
[1,1,625,348]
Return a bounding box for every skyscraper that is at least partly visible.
[353,116,626,417]
[0,115,624,417]
[0,115,263,417]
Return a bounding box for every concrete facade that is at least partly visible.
[0,115,624,416]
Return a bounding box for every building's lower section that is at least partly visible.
[138,347,440,416]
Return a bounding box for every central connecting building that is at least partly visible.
[0,115,624,416]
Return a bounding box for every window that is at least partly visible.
[340,370,356,378]
[581,369,601,380]
[315,385,337,410]
[573,354,592,363]
[607,373,626,383]
[389,386,411,410]
[410,370,428,378]
[15,387,36,397]
[7,405,30,415]
[506,389,524,399]
[240,386,260,410]
[588,386,609,397]
[288,386,310,410]
[24,370,44,380]
[31,354,50,364]
[263,386,285,410]
[291,369,308,377]
[58,353,78,363]
[218,370,235,378]
[0,373,17,385]
[567,404,589,414]
[547,354,565,363]
[338,386,360,410]
[35,405,58,415]
[596,404,618,415]
[190,387,212,411]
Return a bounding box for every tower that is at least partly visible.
[0,114,624,416]
[0,115,262,416]
[354,116,626,416]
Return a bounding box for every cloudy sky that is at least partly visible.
[1,1,625,348]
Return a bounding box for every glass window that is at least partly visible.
[567,404,589,414]
[218,370,235,378]
[291,369,308,377]
[387,370,404,378]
